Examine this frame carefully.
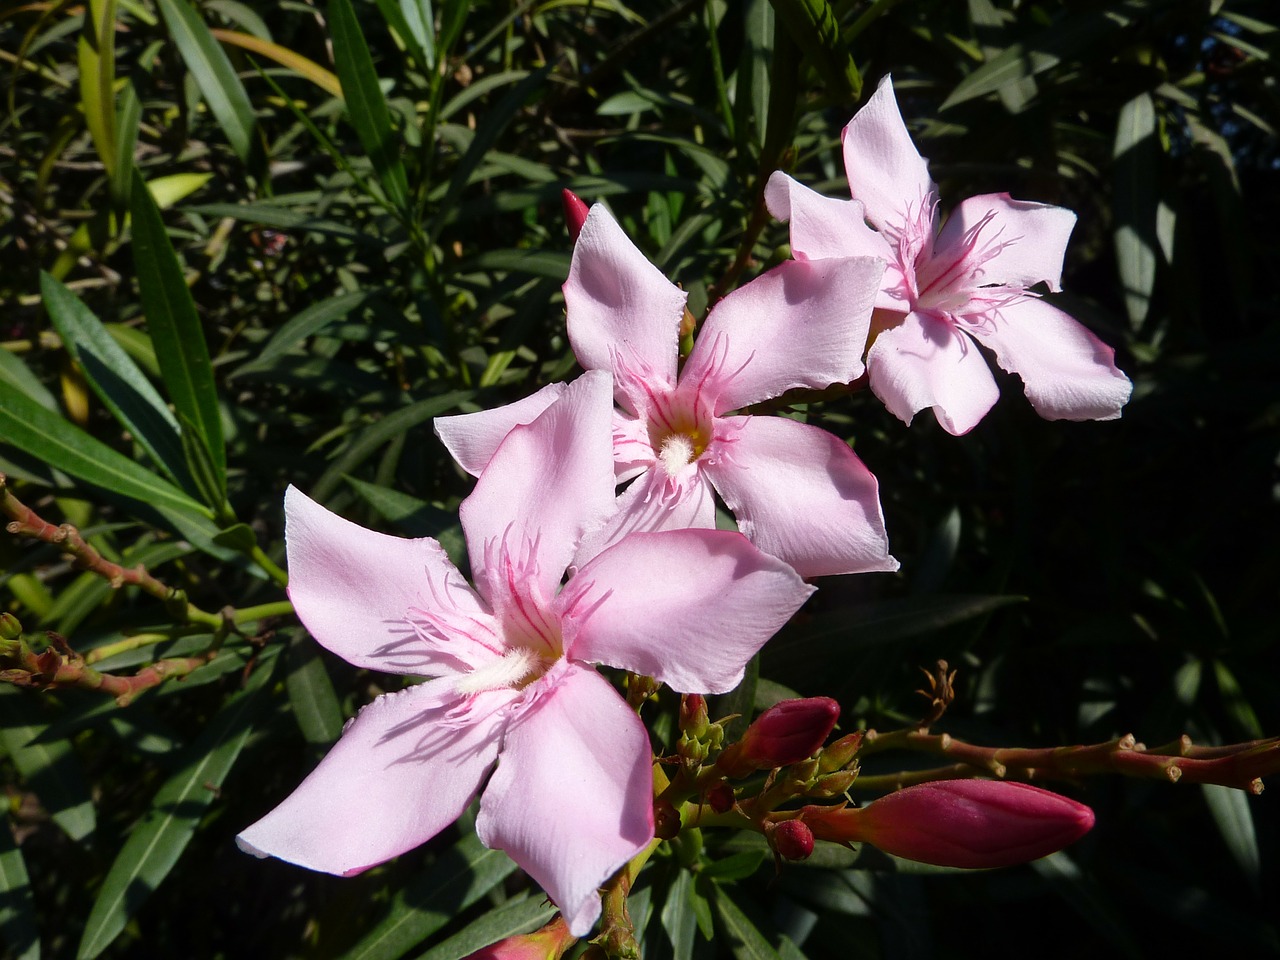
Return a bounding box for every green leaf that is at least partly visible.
[1201,783,1260,884]
[1113,92,1160,329]
[714,654,759,744]
[339,833,519,960]
[154,0,257,162]
[768,0,860,100]
[111,80,141,208]
[0,346,57,412]
[416,895,555,960]
[76,654,275,960]
[285,629,344,745]
[230,289,382,379]
[0,687,96,842]
[40,272,188,489]
[713,887,781,960]
[344,476,465,566]
[662,869,698,960]
[130,167,227,497]
[0,822,40,960]
[371,0,430,68]
[329,0,410,210]
[0,378,213,521]
[701,848,768,882]
[734,0,773,156]
[312,390,474,500]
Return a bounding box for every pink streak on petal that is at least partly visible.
[841,75,936,233]
[434,383,569,477]
[612,410,655,482]
[701,417,898,578]
[461,370,617,602]
[687,257,887,414]
[934,194,1077,292]
[557,530,815,693]
[476,663,654,937]
[285,485,497,675]
[764,171,890,263]
[564,205,686,401]
[571,467,715,570]
[967,296,1133,421]
[236,679,510,876]
[866,312,1000,435]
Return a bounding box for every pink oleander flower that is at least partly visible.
[436,204,897,579]
[236,371,814,935]
[803,779,1095,868]
[766,74,1132,436]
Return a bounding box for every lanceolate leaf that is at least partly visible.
[768,0,861,101]
[76,654,277,960]
[340,833,519,960]
[0,823,39,960]
[129,167,227,498]
[329,0,411,211]
[230,288,382,379]
[713,888,781,960]
[154,0,258,163]
[0,378,213,520]
[1113,92,1160,329]
[40,272,188,490]
[416,896,555,960]
[285,628,343,745]
[0,688,96,843]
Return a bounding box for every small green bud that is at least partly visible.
[0,613,22,641]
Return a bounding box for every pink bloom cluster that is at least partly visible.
[241,75,1120,938]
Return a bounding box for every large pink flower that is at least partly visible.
[436,205,896,579]
[236,371,813,935]
[766,75,1132,436]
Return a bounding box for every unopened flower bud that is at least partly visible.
[717,697,840,777]
[680,693,710,738]
[562,190,589,242]
[818,731,863,773]
[465,915,576,960]
[705,782,735,814]
[810,769,858,798]
[767,819,814,861]
[0,613,22,641]
[815,780,1094,869]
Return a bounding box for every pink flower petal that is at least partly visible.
[685,257,887,414]
[701,416,897,578]
[461,371,617,601]
[285,485,496,675]
[764,171,889,262]
[968,296,1133,421]
[612,409,655,482]
[935,193,1077,292]
[237,680,510,876]
[866,312,1000,435]
[476,663,653,936]
[571,467,715,570]
[841,75,935,232]
[434,383,569,477]
[564,205,687,404]
[557,529,814,693]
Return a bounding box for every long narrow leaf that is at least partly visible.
[76,655,276,960]
[209,28,342,99]
[768,0,860,100]
[340,833,519,960]
[154,0,257,163]
[230,288,382,379]
[417,896,555,960]
[285,629,343,745]
[713,888,781,960]
[129,167,227,499]
[0,378,213,520]
[40,272,188,490]
[0,822,39,960]
[329,0,410,210]
[0,688,97,843]
[1113,92,1159,329]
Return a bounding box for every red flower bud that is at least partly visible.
[562,189,589,242]
[705,782,735,814]
[818,780,1094,869]
[465,915,575,960]
[768,819,815,861]
[653,796,681,840]
[717,698,840,777]
[680,693,709,738]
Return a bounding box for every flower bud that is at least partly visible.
[679,693,710,738]
[465,915,575,960]
[0,613,22,641]
[818,731,863,773]
[717,697,840,777]
[767,819,814,861]
[653,796,681,840]
[562,190,589,242]
[819,780,1094,869]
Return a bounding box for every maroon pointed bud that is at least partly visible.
[717,697,841,777]
[706,782,735,814]
[812,780,1095,869]
[680,693,710,738]
[767,819,814,861]
[562,189,589,242]
[464,915,576,960]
